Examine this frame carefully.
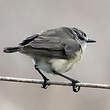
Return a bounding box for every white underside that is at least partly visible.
[33,50,82,74]
[32,43,87,74]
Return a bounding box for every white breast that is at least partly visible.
[81,42,87,53]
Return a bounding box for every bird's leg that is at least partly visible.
[35,65,49,89]
[53,70,80,92]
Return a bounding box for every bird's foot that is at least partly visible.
[72,80,80,92]
[52,70,80,92]
[41,77,49,89]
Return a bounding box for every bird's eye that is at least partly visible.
[79,36,85,40]
[83,33,86,37]
[74,30,85,40]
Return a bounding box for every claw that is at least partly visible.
[52,70,80,92]
[72,80,80,92]
[41,78,49,89]
[34,67,50,89]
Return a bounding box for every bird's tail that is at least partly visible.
[3,47,19,53]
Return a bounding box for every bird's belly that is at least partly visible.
[36,59,71,74]
[50,58,79,73]
[35,58,73,74]
[50,54,81,73]
[34,51,82,74]
[49,59,73,73]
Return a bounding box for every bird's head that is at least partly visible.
[71,27,96,52]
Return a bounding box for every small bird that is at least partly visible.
[3,27,96,92]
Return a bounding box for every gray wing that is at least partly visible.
[64,39,81,58]
[26,35,81,59]
[30,36,63,50]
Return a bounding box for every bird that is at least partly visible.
[3,26,96,92]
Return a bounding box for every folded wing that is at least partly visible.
[23,35,81,59]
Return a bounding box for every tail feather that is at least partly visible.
[3,47,19,53]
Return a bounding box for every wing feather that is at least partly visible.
[30,36,63,50]
[19,34,39,46]
[22,28,81,59]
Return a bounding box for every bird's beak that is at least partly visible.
[86,39,96,43]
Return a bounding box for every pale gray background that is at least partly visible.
[0,0,110,110]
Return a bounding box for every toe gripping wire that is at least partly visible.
[52,70,80,92]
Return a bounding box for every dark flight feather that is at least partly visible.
[19,34,39,46]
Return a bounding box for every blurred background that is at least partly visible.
[0,0,110,110]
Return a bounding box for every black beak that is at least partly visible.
[86,39,96,43]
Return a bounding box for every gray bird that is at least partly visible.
[3,27,96,92]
